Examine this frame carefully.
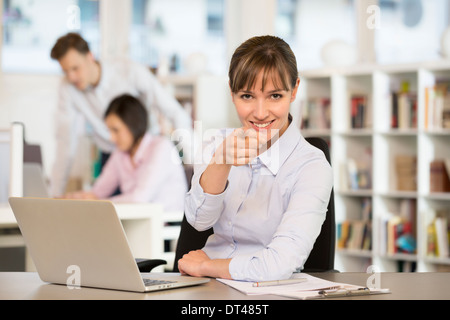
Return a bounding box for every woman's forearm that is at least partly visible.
[199,162,231,195]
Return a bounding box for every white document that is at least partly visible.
[217,273,361,296]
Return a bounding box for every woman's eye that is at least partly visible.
[241,94,252,100]
[271,94,282,99]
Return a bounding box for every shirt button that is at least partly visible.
[230,243,234,248]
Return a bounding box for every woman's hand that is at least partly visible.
[178,250,232,279]
[213,127,270,166]
[199,127,275,195]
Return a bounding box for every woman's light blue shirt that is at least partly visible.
[185,122,333,281]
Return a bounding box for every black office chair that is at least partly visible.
[140,138,336,273]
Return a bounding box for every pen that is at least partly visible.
[252,278,307,287]
[317,287,369,298]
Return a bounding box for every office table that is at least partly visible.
[0,272,449,300]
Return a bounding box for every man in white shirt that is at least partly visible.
[50,33,192,197]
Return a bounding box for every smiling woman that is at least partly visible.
[178,35,333,282]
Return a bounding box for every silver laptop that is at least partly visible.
[8,197,209,292]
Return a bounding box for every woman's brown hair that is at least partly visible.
[228,35,298,93]
[105,94,149,148]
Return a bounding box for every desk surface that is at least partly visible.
[1,272,449,300]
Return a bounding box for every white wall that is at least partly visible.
[0,73,60,178]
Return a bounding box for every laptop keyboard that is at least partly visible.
[143,279,176,287]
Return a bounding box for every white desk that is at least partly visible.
[0,202,182,271]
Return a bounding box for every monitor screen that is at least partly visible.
[0,124,23,203]
[0,130,10,203]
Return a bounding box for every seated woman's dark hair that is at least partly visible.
[105,94,149,146]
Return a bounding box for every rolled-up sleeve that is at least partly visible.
[228,157,333,281]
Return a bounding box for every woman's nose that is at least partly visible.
[253,100,269,120]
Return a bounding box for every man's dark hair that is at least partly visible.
[50,33,90,60]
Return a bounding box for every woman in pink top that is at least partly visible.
[64,94,187,211]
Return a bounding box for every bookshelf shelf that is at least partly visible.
[337,190,373,197]
[423,256,450,265]
[379,129,418,136]
[381,252,418,262]
[424,193,450,201]
[337,248,373,258]
[299,61,450,272]
[301,128,331,138]
[378,191,418,199]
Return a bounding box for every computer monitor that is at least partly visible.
[0,123,24,203]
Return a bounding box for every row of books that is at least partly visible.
[380,199,417,255]
[300,98,331,130]
[302,82,450,131]
[300,95,372,130]
[337,198,372,251]
[337,220,372,251]
[425,83,450,130]
[427,211,450,258]
[391,92,417,129]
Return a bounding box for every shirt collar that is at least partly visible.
[256,120,302,176]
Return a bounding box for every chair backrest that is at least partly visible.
[301,137,335,272]
[173,137,335,273]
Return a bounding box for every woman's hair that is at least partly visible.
[104,94,149,146]
[228,35,298,93]
[50,33,90,60]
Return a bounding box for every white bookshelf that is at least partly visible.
[298,61,450,272]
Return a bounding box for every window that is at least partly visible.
[277,0,449,69]
[1,0,100,73]
[129,0,227,75]
[375,0,448,64]
[276,0,356,70]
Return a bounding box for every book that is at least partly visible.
[395,155,417,191]
[427,211,450,258]
[337,198,372,251]
[345,148,372,190]
[429,159,450,192]
[435,216,449,258]
[391,92,417,129]
[382,199,417,255]
[350,95,371,129]
[424,82,450,130]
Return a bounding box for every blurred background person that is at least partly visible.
[64,94,187,212]
[50,33,192,197]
